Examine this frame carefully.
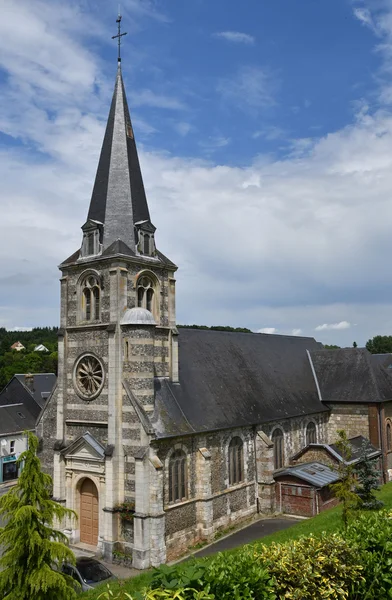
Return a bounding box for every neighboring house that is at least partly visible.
[34,344,49,352]
[274,462,339,517]
[10,342,25,352]
[0,374,56,484]
[37,48,392,569]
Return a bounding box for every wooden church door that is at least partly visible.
[80,478,99,546]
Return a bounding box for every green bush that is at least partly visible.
[254,533,363,599]
[97,582,214,600]
[346,510,392,598]
[151,549,275,600]
[203,548,276,599]
[151,564,206,592]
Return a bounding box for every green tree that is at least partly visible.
[323,344,341,349]
[354,441,384,510]
[366,335,392,354]
[0,432,78,600]
[353,341,358,348]
[330,430,358,529]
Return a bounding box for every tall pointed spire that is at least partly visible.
[86,23,151,254]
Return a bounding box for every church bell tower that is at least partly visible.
[39,16,178,562]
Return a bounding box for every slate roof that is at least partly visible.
[329,435,381,463]
[87,63,150,252]
[291,435,381,464]
[15,373,56,408]
[274,462,339,488]
[310,348,392,403]
[0,377,44,435]
[151,329,326,438]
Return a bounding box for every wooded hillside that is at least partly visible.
[0,327,58,390]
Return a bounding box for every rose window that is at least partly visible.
[74,355,104,400]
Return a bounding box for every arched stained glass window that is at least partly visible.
[306,422,317,446]
[169,449,187,503]
[228,437,244,485]
[272,429,284,470]
[387,422,392,452]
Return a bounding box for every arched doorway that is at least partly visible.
[80,478,99,546]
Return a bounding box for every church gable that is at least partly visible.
[62,432,105,462]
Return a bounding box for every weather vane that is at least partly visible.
[112,12,127,62]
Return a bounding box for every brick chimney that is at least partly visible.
[24,374,35,394]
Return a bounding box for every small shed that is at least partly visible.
[274,462,339,517]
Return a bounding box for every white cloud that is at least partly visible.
[213,31,255,45]
[257,328,278,334]
[315,321,351,331]
[131,89,186,110]
[199,136,231,151]
[217,66,278,113]
[175,122,192,136]
[291,329,303,336]
[4,0,392,350]
[252,126,286,141]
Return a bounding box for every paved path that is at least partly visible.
[190,517,299,559]
[73,516,299,580]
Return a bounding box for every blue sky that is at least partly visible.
[2,0,392,346]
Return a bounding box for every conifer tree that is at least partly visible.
[0,432,78,600]
[355,440,384,510]
[330,430,358,529]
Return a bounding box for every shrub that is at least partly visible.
[151,549,276,600]
[254,533,363,599]
[203,547,276,600]
[346,510,392,599]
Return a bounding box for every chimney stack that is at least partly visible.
[24,374,34,394]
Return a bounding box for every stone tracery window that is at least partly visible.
[228,436,244,485]
[169,449,187,503]
[306,422,317,446]
[74,354,104,400]
[272,428,284,470]
[137,276,154,313]
[82,275,100,321]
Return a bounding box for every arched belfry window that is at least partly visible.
[272,429,284,470]
[306,422,317,446]
[387,422,392,452]
[169,449,187,503]
[137,276,155,313]
[82,275,100,321]
[228,437,244,485]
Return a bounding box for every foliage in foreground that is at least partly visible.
[0,432,77,600]
[354,441,384,510]
[330,430,358,529]
[93,510,392,600]
[255,533,362,599]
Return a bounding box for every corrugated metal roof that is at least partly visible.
[275,462,339,488]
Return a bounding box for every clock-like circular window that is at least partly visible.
[74,354,104,400]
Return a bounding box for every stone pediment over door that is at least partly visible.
[62,432,105,475]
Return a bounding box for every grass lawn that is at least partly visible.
[82,482,392,598]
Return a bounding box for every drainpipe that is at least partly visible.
[379,404,387,483]
[252,426,260,513]
[279,482,282,513]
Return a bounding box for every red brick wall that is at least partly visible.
[276,476,339,517]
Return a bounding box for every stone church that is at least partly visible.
[38,53,392,569]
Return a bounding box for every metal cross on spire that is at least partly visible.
[112,13,127,62]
